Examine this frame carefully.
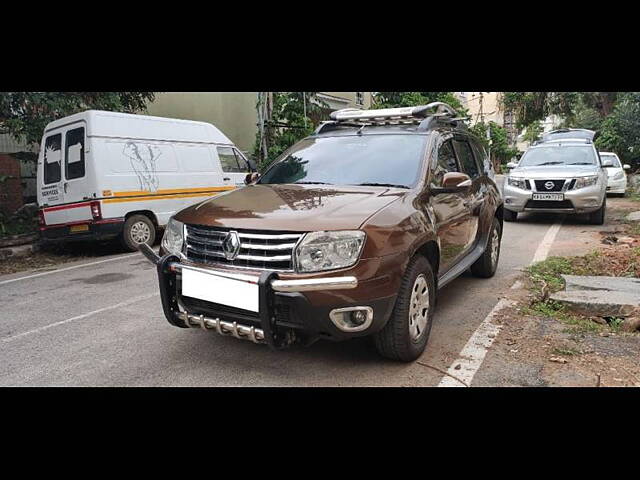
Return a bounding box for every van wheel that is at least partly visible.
[588,198,606,225]
[121,215,156,251]
[471,217,501,278]
[373,255,436,362]
[504,209,517,222]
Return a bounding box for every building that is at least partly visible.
[0,134,38,214]
[146,92,374,155]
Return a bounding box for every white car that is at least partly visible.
[599,152,630,196]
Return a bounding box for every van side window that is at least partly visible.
[453,138,480,178]
[217,146,241,173]
[233,149,251,173]
[65,127,85,180]
[431,139,458,187]
[44,134,62,184]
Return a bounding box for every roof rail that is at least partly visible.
[315,102,459,135]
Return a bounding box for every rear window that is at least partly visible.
[43,134,62,184]
[65,127,85,180]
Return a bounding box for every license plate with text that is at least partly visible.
[532,193,564,201]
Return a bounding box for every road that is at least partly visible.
[0,179,619,386]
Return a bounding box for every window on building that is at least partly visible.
[44,133,62,184]
[65,127,85,180]
[356,92,364,106]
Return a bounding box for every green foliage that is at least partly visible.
[521,121,543,144]
[468,121,518,167]
[373,92,467,115]
[0,92,156,146]
[254,92,328,170]
[502,92,579,129]
[594,92,640,170]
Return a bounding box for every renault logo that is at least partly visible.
[544,181,555,190]
[222,231,241,260]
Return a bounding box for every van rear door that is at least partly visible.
[39,128,67,224]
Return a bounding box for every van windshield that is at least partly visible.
[258,135,428,189]
[519,145,598,167]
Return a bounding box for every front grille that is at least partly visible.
[534,179,566,192]
[185,225,304,271]
[525,200,574,209]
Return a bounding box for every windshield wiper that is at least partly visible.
[293,181,333,185]
[356,182,410,189]
[534,162,564,166]
[567,162,594,165]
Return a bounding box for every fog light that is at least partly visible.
[329,306,373,332]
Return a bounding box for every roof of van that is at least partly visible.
[43,110,234,145]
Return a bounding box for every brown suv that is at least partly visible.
[140,103,504,361]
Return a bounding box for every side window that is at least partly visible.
[233,149,251,173]
[453,138,480,178]
[431,139,458,187]
[44,134,62,184]
[65,127,85,180]
[217,146,241,173]
[470,141,490,174]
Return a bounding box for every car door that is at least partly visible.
[427,134,474,272]
[452,135,484,250]
[216,145,252,188]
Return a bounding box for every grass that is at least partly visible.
[552,346,582,356]
[521,300,604,334]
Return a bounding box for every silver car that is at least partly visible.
[503,129,607,224]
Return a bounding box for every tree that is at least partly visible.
[0,92,156,146]
[469,121,518,170]
[595,92,640,170]
[253,92,328,170]
[373,92,466,114]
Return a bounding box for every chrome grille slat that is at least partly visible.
[185,225,304,271]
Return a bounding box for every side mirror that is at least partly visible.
[506,162,518,169]
[244,172,260,185]
[623,164,631,170]
[441,172,472,189]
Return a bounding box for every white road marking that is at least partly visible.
[0,254,137,286]
[1,292,159,343]
[438,219,564,387]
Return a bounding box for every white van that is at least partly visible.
[37,110,255,250]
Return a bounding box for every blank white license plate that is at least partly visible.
[532,193,564,201]
[181,267,259,312]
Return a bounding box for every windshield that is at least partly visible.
[258,135,428,188]
[601,155,621,167]
[519,145,597,167]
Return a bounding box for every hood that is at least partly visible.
[510,165,600,179]
[604,167,623,177]
[175,184,406,231]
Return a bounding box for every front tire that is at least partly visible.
[471,217,502,278]
[504,209,518,222]
[373,255,436,362]
[121,214,156,251]
[589,198,606,225]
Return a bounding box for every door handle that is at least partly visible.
[63,182,68,193]
[223,177,231,181]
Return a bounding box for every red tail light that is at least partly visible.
[38,209,46,227]
[90,201,102,221]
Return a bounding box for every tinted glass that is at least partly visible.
[519,145,597,167]
[453,139,479,178]
[44,134,62,184]
[217,146,241,172]
[431,139,458,187]
[258,135,427,188]
[65,127,85,180]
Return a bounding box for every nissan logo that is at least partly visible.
[544,181,555,190]
[222,231,241,260]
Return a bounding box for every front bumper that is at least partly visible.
[606,178,627,194]
[503,183,604,214]
[139,244,397,348]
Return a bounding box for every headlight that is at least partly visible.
[574,176,598,189]
[613,171,625,181]
[161,218,184,256]
[507,177,528,189]
[295,231,366,273]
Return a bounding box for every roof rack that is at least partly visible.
[315,102,460,135]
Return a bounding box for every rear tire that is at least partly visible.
[373,255,436,362]
[121,214,156,252]
[589,198,606,225]
[471,217,502,278]
[504,209,518,222]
